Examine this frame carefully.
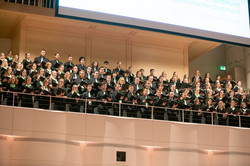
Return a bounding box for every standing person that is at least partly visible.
[64,55,74,73]
[191,70,202,83]
[103,61,111,74]
[77,56,87,72]
[6,50,13,66]
[33,49,50,69]
[12,54,19,69]
[53,78,67,111]
[22,53,33,72]
[91,61,99,73]
[51,53,63,71]
[113,61,124,78]
[67,84,81,112]
[37,79,51,109]
[20,76,35,108]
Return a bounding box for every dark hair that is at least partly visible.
[79,56,85,62]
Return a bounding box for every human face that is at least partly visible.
[40,50,46,57]
[55,53,60,59]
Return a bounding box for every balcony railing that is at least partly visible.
[4,0,56,9]
[1,90,250,128]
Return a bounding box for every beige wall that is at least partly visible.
[189,44,226,80]
[1,106,250,166]
[0,38,11,54]
[10,14,188,78]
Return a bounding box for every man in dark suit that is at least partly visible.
[77,56,87,73]
[51,53,63,71]
[64,55,74,72]
[103,61,111,74]
[113,61,124,78]
[33,49,50,69]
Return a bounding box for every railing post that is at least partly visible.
[211,112,213,125]
[85,99,87,113]
[1,93,3,105]
[38,0,42,7]
[239,115,241,127]
[182,110,184,122]
[151,106,154,119]
[119,103,121,116]
[49,96,52,110]
[12,92,15,106]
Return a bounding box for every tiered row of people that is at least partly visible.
[0,50,249,127]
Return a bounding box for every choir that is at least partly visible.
[0,49,250,127]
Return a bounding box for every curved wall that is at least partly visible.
[1,105,250,166]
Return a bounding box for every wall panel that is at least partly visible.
[0,106,250,166]
[132,42,185,77]
[91,34,127,69]
[24,26,86,64]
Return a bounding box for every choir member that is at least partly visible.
[96,82,112,115]
[6,75,19,106]
[29,63,38,79]
[216,101,228,126]
[21,76,34,108]
[103,61,111,74]
[191,70,202,83]
[34,49,50,69]
[86,66,92,80]
[82,83,96,113]
[91,61,99,73]
[45,62,52,78]
[51,53,63,71]
[64,71,73,95]
[12,54,19,69]
[13,62,22,78]
[67,84,81,112]
[6,50,13,66]
[22,53,32,72]
[53,78,67,111]
[57,65,65,80]
[64,55,74,72]
[77,56,87,72]
[38,79,51,109]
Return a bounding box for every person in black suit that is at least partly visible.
[191,70,202,83]
[53,78,67,111]
[113,61,124,78]
[51,53,63,71]
[20,76,34,108]
[103,61,111,74]
[33,49,50,69]
[147,69,157,80]
[85,66,92,80]
[127,66,134,83]
[96,82,112,115]
[22,52,33,72]
[64,55,74,72]
[77,56,87,72]
[91,61,99,73]
[82,83,96,113]
[67,84,81,112]
[133,77,143,92]
[139,69,147,82]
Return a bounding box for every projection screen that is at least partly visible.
[56,0,250,46]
